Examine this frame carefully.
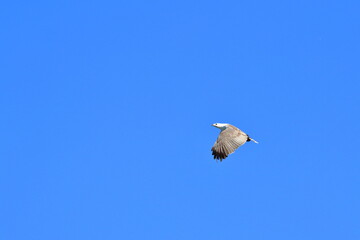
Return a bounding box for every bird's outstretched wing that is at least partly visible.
[211,126,248,161]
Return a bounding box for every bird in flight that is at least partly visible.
[211,123,258,162]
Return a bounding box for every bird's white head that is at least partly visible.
[212,123,229,130]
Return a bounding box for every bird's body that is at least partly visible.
[211,123,258,161]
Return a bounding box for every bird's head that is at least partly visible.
[212,123,229,130]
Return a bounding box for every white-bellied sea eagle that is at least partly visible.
[211,123,258,161]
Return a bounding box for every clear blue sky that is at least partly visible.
[1,0,360,239]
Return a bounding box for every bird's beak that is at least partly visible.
[211,124,216,127]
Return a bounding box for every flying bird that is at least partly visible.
[211,123,258,161]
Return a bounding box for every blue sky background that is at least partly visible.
[1,0,360,239]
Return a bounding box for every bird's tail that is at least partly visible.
[250,138,259,144]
